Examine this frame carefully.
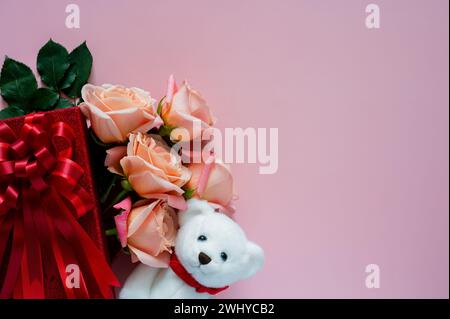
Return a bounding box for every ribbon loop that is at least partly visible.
[0,185,19,215]
[49,159,84,190]
[0,160,14,176]
[10,140,29,159]
[0,122,16,143]
[51,122,75,159]
[0,143,10,161]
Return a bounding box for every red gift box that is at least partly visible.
[0,107,118,299]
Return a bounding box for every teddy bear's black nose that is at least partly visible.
[198,252,212,265]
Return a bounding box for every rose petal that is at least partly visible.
[145,194,187,210]
[120,156,184,195]
[105,146,127,175]
[82,84,112,112]
[127,200,160,237]
[107,107,160,138]
[168,111,209,141]
[79,102,124,143]
[128,170,185,196]
[171,82,191,114]
[128,246,170,268]
[186,161,234,208]
[113,197,133,248]
[166,74,178,103]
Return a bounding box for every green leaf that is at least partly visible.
[0,57,37,105]
[0,105,25,119]
[37,39,70,89]
[158,124,176,137]
[62,42,93,98]
[58,65,76,89]
[121,179,133,192]
[54,97,73,109]
[29,87,59,110]
[100,175,118,204]
[157,96,166,115]
[105,228,118,237]
[183,188,195,200]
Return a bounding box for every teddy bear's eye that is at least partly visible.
[197,235,207,241]
[220,252,228,261]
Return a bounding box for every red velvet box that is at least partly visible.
[0,107,117,298]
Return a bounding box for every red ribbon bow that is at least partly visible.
[0,113,118,298]
[169,253,228,295]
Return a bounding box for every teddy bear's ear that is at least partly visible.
[241,241,265,280]
[179,199,215,226]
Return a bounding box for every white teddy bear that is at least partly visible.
[119,199,264,299]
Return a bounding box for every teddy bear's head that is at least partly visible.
[175,199,264,288]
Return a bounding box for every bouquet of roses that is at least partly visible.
[79,76,236,268]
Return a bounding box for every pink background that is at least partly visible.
[0,0,448,298]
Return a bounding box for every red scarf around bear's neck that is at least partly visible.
[169,253,229,295]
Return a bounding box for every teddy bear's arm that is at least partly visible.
[119,263,160,299]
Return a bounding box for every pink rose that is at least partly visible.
[105,132,191,207]
[80,84,162,143]
[114,198,178,267]
[185,160,235,213]
[161,75,215,140]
